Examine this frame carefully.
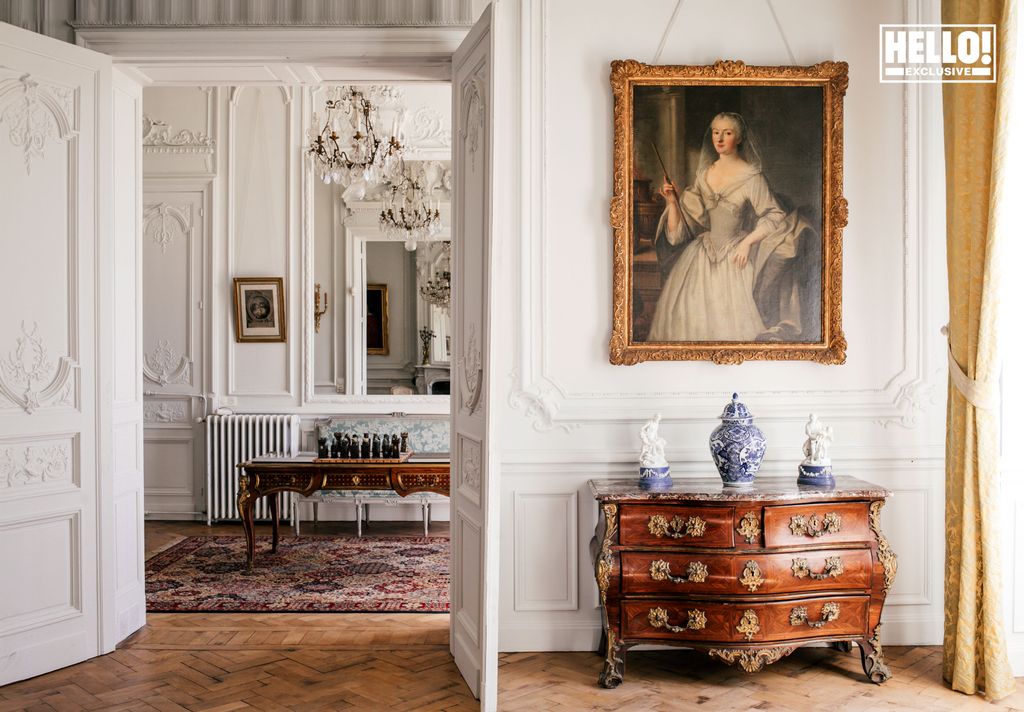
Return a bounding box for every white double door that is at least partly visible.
[1,5,504,707]
[0,22,145,685]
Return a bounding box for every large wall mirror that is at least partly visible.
[304,83,453,404]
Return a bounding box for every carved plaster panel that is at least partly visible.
[144,339,191,387]
[458,434,482,498]
[0,73,77,174]
[144,202,193,254]
[461,78,485,171]
[0,439,72,490]
[458,324,483,415]
[405,106,452,149]
[0,322,75,414]
[144,400,188,424]
[142,114,214,155]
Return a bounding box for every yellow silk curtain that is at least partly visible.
[942,0,1018,700]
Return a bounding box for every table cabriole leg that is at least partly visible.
[269,492,279,553]
[238,474,256,570]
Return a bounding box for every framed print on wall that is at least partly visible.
[233,277,286,343]
[366,283,390,356]
[609,59,849,365]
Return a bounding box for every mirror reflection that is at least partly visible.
[310,84,452,397]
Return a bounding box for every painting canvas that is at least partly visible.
[609,60,848,365]
[233,277,286,343]
[366,284,390,355]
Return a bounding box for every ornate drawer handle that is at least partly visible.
[648,514,707,539]
[789,602,840,628]
[648,607,707,632]
[791,556,844,580]
[789,512,842,538]
[736,609,760,641]
[738,560,764,592]
[650,560,708,584]
[736,511,760,544]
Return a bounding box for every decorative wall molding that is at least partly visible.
[72,0,477,27]
[458,434,482,498]
[459,324,483,415]
[0,440,71,489]
[507,370,578,434]
[874,373,942,429]
[0,73,78,174]
[143,201,192,254]
[513,491,579,611]
[142,114,214,155]
[406,106,452,149]
[143,400,188,424]
[461,77,485,171]
[0,322,75,414]
[143,339,191,386]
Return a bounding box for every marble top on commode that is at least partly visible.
[588,476,891,502]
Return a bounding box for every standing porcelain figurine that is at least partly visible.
[797,413,835,486]
[709,393,766,487]
[639,413,671,488]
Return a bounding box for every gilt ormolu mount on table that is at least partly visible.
[589,476,896,687]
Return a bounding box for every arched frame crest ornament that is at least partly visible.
[608,59,848,365]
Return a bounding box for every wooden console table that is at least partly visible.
[237,455,449,568]
[589,476,896,687]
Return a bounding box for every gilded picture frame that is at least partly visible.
[366,283,390,356]
[609,59,848,365]
[233,277,286,343]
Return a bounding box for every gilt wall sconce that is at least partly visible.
[314,282,328,333]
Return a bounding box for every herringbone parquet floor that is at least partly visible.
[1,523,1021,711]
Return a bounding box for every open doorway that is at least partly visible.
[0,8,501,706]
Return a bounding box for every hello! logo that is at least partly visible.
[880,24,996,83]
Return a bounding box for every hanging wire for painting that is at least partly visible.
[652,0,798,65]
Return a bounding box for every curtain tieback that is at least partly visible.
[941,325,999,411]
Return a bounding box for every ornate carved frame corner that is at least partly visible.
[608,59,848,365]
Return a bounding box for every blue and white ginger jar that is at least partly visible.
[709,393,766,488]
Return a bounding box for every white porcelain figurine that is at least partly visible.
[639,413,671,488]
[798,413,835,487]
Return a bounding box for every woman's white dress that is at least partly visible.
[647,166,786,342]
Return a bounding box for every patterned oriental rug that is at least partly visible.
[146,535,450,613]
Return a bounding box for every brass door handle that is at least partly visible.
[791,555,844,580]
[647,514,707,538]
[789,512,842,537]
[650,559,708,584]
[789,602,840,628]
[648,607,706,632]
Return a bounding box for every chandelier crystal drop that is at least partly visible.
[307,86,404,188]
[379,172,443,251]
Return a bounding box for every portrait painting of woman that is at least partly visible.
[609,60,848,365]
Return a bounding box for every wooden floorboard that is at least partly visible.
[2,522,1021,710]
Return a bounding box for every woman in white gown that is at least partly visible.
[647,112,807,342]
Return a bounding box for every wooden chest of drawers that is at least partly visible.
[589,477,897,687]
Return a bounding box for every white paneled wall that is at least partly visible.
[493,0,948,652]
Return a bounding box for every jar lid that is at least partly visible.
[719,392,753,421]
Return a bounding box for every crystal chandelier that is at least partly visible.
[307,86,403,189]
[419,243,451,311]
[379,172,442,251]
